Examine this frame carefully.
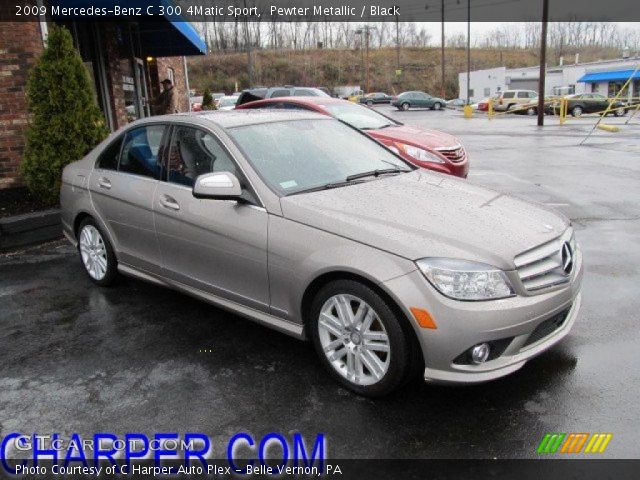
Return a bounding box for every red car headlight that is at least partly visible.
[395,143,446,164]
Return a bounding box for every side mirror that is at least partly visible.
[193,172,242,200]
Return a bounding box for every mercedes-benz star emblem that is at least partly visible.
[561,242,573,275]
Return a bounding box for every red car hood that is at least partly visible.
[366,124,461,149]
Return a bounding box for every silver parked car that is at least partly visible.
[61,110,582,396]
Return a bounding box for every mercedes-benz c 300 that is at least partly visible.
[61,110,582,396]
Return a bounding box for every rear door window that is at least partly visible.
[119,125,166,179]
[293,89,315,96]
[270,89,291,98]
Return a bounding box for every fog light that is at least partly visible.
[471,343,490,364]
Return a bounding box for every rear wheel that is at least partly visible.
[571,106,583,117]
[401,102,410,111]
[526,106,537,115]
[432,102,443,110]
[309,280,414,397]
[78,218,118,286]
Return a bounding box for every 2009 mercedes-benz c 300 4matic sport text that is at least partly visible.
[61,110,582,396]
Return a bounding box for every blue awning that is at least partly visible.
[578,70,640,83]
[50,0,206,56]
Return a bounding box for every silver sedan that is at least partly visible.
[61,110,582,396]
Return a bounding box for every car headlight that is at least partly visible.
[416,258,515,301]
[395,143,445,164]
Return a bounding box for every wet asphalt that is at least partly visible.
[1,109,639,459]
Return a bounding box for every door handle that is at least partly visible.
[97,177,111,189]
[159,194,180,211]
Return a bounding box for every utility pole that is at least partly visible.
[243,0,253,86]
[441,0,445,99]
[537,0,549,126]
[466,0,471,104]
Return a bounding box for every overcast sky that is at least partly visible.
[432,21,640,40]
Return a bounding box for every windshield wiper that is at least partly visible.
[288,180,366,196]
[346,167,408,182]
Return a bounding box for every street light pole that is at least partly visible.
[356,25,374,93]
[537,0,549,126]
[466,0,471,104]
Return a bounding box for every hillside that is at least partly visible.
[187,46,624,98]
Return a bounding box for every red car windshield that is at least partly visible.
[322,102,398,130]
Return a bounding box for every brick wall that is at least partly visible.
[0,22,43,188]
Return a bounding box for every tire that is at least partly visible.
[571,106,583,117]
[526,107,537,116]
[432,102,443,110]
[77,218,118,286]
[614,107,625,117]
[308,279,415,397]
[401,102,410,111]
[367,100,373,106]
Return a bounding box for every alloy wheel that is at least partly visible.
[318,294,390,386]
[79,225,108,281]
[402,103,409,111]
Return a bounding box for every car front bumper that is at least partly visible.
[382,245,583,384]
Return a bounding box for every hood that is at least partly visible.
[368,124,461,150]
[280,171,568,270]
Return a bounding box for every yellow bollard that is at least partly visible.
[463,105,473,118]
[559,98,567,126]
[488,100,494,120]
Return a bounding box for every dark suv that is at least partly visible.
[236,86,329,106]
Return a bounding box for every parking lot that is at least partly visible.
[1,108,639,459]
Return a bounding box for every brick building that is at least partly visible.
[0,3,206,189]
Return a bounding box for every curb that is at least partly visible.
[0,208,62,251]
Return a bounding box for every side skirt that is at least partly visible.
[117,264,306,340]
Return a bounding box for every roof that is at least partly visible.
[198,109,329,128]
[578,69,640,83]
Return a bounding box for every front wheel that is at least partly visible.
[614,107,626,117]
[367,100,373,106]
[309,280,415,396]
[78,218,118,286]
[526,107,537,116]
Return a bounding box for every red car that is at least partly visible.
[236,97,469,178]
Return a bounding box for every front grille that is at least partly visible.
[514,228,575,292]
[435,145,466,163]
[522,308,570,348]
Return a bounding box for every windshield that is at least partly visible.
[228,119,411,195]
[322,102,398,130]
[219,97,238,107]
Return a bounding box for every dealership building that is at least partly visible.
[0,1,206,189]
[459,53,640,103]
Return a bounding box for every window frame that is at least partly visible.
[95,134,125,172]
